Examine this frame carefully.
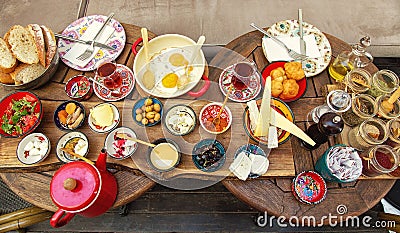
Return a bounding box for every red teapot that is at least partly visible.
[50,149,117,228]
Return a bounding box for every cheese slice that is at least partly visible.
[91,104,114,127]
[249,153,269,175]
[254,77,271,137]
[229,151,251,181]
[247,100,259,131]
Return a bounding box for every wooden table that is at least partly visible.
[216,30,396,224]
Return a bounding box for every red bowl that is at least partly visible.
[292,171,327,205]
[65,75,93,101]
[0,91,43,138]
[261,61,307,102]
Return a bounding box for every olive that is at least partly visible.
[136,114,143,122]
[154,113,161,121]
[141,118,149,125]
[144,98,153,106]
[135,108,143,114]
[153,103,161,112]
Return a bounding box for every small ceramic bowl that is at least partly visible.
[0,91,43,138]
[192,139,226,172]
[199,102,232,134]
[163,104,196,136]
[56,131,89,163]
[147,138,181,172]
[104,126,138,160]
[17,133,50,165]
[292,171,327,205]
[132,97,163,127]
[65,75,93,101]
[88,102,120,133]
[233,144,270,178]
[54,100,86,131]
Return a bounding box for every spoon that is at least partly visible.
[185,35,205,76]
[381,87,400,112]
[141,28,155,90]
[89,77,121,97]
[61,148,95,165]
[116,133,156,147]
[213,85,233,125]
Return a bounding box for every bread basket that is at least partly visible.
[0,50,59,90]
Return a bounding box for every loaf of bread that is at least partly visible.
[0,38,17,73]
[27,24,46,67]
[10,63,45,85]
[4,25,39,64]
[40,25,56,67]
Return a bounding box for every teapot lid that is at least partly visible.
[50,161,100,212]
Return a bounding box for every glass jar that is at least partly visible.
[385,119,400,148]
[341,94,377,127]
[376,94,400,119]
[344,68,372,94]
[360,145,398,177]
[348,118,388,151]
[389,147,400,177]
[366,70,399,97]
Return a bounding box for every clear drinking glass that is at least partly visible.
[95,60,122,90]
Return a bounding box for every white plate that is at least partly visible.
[88,103,120,133]
[17,133,50,165]
[58,15,126,71]
[56,131,89,163]
[262,19,332,77]
[104,126,138,160]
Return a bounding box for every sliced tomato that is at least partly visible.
[25,95,37,102]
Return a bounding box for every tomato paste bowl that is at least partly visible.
[199,102,232,134]
[65,75,93,101]
[0,91,43,138]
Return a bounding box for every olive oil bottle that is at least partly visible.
[328,36,373,82]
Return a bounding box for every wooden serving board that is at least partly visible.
[0,99,295,179]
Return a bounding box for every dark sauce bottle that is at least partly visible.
[302,112,344,150]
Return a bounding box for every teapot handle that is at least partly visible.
[50,209,76,228]
[187,75,210,98]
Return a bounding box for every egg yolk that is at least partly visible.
[162,73,179,88]
[169,53,188,67]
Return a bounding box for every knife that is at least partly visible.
[298,9,306,58]
[55,33,116,50]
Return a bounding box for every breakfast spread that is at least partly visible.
[0,24,56,85]
[270,61,305,100]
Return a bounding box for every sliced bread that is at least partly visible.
[27,24,46,67]
[0,70,14,84]
[0,38,17,73]
[10,63,45,85]
[40,25,56,67]
[4,25,39,64]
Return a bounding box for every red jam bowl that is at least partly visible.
[65,75,93,101]
[0,91,43,138]
[292,171,327,205]
[199,102,232,134]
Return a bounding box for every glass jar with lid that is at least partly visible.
[360,145,398,177]
[347,118,388,151]
[366,70,399,97]
[376,94,400,119]
[344,68,372,94]
[341,94,377,127]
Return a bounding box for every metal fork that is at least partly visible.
[250,23,308,61]
[76,13,115,61]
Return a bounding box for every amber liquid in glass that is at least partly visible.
[98,62,122,90]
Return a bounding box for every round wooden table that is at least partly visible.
[211,29,396,224]
[0,23,156,212]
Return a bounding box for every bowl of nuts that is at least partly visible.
[132,97,163,126]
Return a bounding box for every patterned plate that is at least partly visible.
[58,15,126,71]
[262,20,332,77]
[93,64,135,101]
[243,97,294,145]
[219,65,262,102]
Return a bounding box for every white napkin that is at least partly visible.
[63,21,115,67]
[326,146,362,181]
[262,35,321,61]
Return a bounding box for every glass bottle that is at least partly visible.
[341,94,378,127]
[329,36,373,82]
[360,145,398,177]
[302,112,344,150]
[347,118,388,151]
[366,70,399,97]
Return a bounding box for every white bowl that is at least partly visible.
[88,103,120,133]
[104,127,138,160]
[199,102,232,134]
[56,131,89,163]
[17,133,50,165]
